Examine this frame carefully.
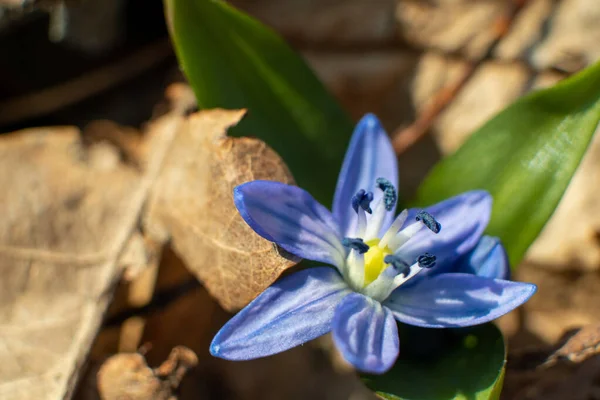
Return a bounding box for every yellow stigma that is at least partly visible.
[363,239,392,286]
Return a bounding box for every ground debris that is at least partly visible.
[504,324,600,400]
[546,324,600,365]
[0,84,191,400]
[97,346,198,400]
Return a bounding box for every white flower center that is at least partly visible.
[340,183,439,302]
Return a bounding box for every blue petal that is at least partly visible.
[455,236,510,280]
[235,181,346,267]
[211,267,352,360]
[332,292,399,374]
[384,273,536,328]
[400,191,492,274]
[332,114,398,236]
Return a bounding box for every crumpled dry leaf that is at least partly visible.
[0,87,191,400]
[97,346,198,400]
[0,81,293,398]
[144,109,298,311]
[397,0,508,60]
[505,356,600,400]
[546,324,600,365]
[505,323,600,400]
[397,0,600,72]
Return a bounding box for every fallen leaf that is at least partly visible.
[546,324,600,365]
[144,109,298,311]
[0,83,293,398]
[97,346,198,400]
[396,0,600,72]
[0,87,192,400]
[396,0,508,60]
[504,356,600,400]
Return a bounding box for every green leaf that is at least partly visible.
[364,324,506,400]
[414,62,600,267]
[164,0,353,205]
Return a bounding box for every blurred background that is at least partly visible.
[2,0,600,399]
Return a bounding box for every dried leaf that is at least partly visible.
[144,109,298,311]
[397,0,508,60]
[97,346,198,400]
[546,324,600,365]
[0,88,191,400]
[396,0,600,71]
[505,356,600,400]
[119,232,155,282]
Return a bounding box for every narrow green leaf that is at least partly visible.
[365,324,506,400]
[164,0,353,205]
[415,62,600,267]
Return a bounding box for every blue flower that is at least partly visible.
[210,114,536,374]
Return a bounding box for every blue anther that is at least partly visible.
[384,255,411,277]
[417,253,436,268]
[376,178,397,211]
[342,237,370,254]
[351,189,374,214]
[416,211,441,233]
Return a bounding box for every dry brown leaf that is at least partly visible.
[546,324,600,365]
[504,356,600,400]
[396,0,600,71]
[0,87,191,400]
[144,109,298,311]
[504,323,600,400]
[396,0,508,60]
[97,346,198,400]
[0,84,290,397]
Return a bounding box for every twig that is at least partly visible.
[391,0,530,155]
[0,38,173,126]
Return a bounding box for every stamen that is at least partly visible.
[387,220,422,251]
[346,249,365,290]
[363,198,386,241]
[384,255,410,277]
[355,208,367,237]
[362,260,424,302]
[379,209,408,248]
[416,211,441,233]
[351,189,374,214]
[342,237,370,254]
[376,178,397,211]
[417,253,436,268]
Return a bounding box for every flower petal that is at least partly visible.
[400,191,492,273]
[332,114,398,236]
[384,273,536,328]
[455,236,510,280]
[235,180,345,266]
[211,267,351,360]
[332,292,399,374]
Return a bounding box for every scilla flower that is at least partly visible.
[210,114,536,374]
